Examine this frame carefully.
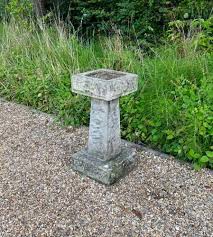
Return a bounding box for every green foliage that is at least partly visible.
[120,43,213,169]
[2,0,211,46]
[0,0,8,19]
[46,0,117,36]
[167,17,213,51]
[195,17,213,51]
[45,0,213,45]
[173,0,213,20]
[113,0,165,47]
[6,0,32,20]
[0,21,212,169]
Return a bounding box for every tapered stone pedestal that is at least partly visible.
[71,69,138,184]
[88,98,121,161]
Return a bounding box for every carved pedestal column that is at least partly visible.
[88,98,121,160]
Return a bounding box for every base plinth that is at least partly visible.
[72,142,136,185]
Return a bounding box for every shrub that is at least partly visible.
[3,0,212,46]
[167,17,213,52]
[45,0,213,45]
[6,0,32,20]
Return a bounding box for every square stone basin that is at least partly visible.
[87,70,126,80]
[72,69,138,101]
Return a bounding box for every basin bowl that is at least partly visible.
[72,69,138,101]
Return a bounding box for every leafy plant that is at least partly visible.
[43,0,213,46]
[6,0,32,20]
[167,16,213,51]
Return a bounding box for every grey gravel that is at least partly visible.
[0,100,212,237]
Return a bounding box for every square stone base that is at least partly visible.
[72,142,137,185]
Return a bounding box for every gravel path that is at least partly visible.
[0,100,212,237]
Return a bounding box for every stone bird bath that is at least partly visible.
[71,69,138,184]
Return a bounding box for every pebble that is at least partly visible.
[0,99,212,237]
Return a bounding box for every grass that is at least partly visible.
[0,20,212,169]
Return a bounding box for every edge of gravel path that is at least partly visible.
[0,97,212,176]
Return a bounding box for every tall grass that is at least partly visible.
[0,20,212,169]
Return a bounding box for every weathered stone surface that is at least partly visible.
[71,69,138,184]
[72,142,137,185]
[72,69,138,101]
[88,98,121,161]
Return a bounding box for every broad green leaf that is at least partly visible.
[206,151,213,158]
[200,156,209,163]
[167,134,174,140]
